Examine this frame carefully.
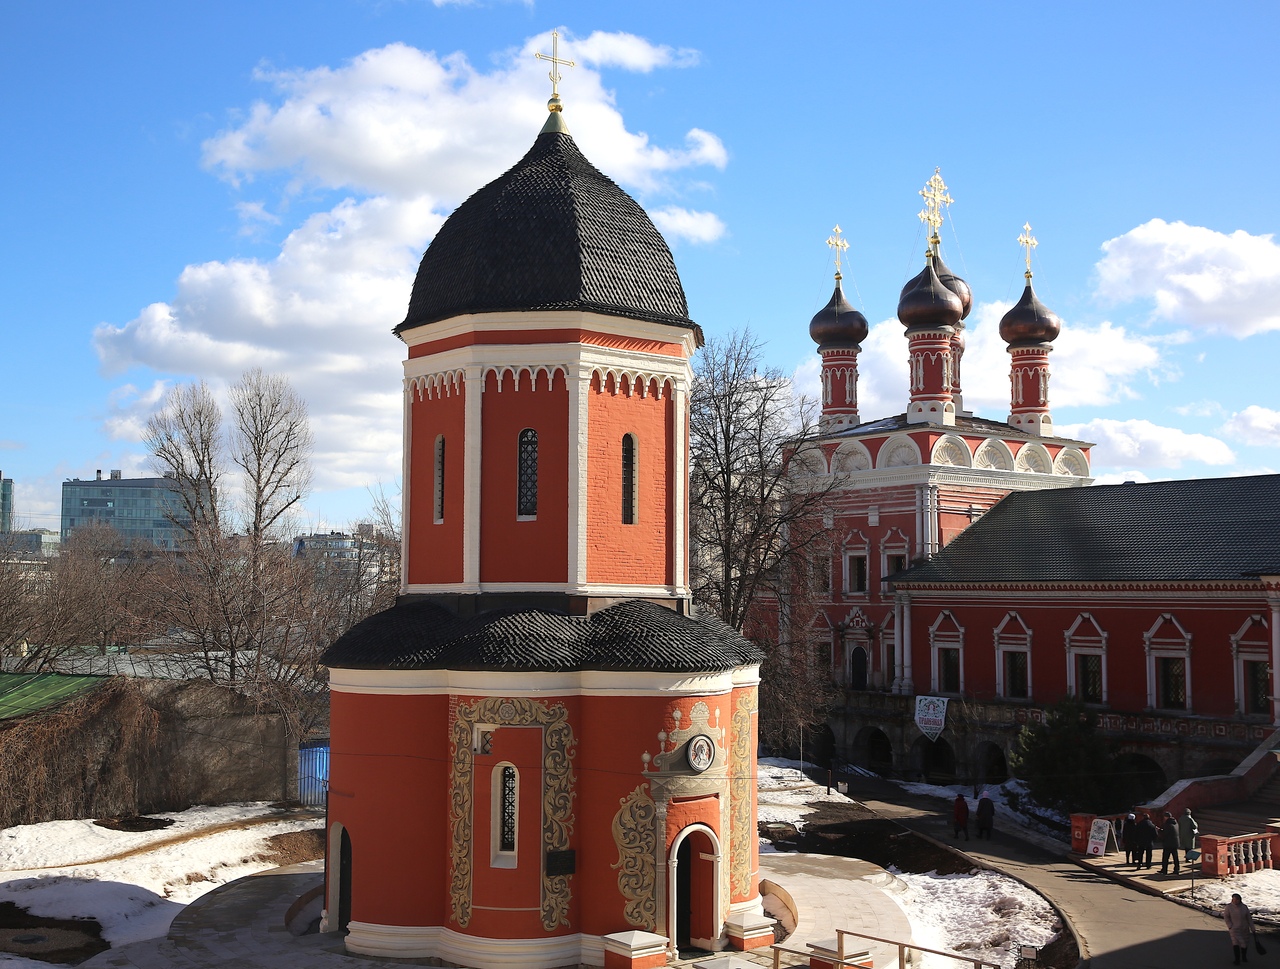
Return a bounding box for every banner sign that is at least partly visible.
[914,696,949,741]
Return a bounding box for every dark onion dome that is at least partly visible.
[809,278,869,349]
[321,599,764,673]
[933,254,973,320]
[999,277,1062,346]
[396,118,695,335]
[897,257,963,331]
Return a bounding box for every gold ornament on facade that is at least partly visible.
[448,695,578,930]
[611,785,659,930]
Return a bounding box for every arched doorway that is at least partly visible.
[911,735,956,784]
[852,726,894,777]
[325,823,352,933]
[669,825,720,955]
[973,741,1008,789]
[849,645,868,690]
[1111,753,1168,807]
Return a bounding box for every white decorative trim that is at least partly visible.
[1014,442,1053,474]
[973,438,1015,472]
[1231,614,1270,716]
[993,611,1032,699]
[463,364,484,586]
[831,441,872,473]
[1143,612,1193,712]
[1053,447,1090,477]
[1064,613,1108,704]
[400,581,689,597]
[931,435,973,468]
[397,309,700,356]
[877,435,922,469]
[401,380,412,592]
[667,823,724,955]
[568,366,591,586]
[346,921,606,968]
[673,381,688,590]
[928,610,965,694]
[330,665,759,697]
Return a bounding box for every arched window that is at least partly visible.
[621,433,637,524]
[517,429,538,518]
[433,435,445,523]
[491,763,518,867]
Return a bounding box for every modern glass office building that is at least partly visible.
[61,470,191,549]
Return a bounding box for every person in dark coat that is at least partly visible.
[975,792,995,839]
[1178,807,1199,862]
[1121,813,1138,865]
[952,793,970,841]
[1134,813,1158,869]
[1159,812,1181,875]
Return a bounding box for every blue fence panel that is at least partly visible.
[298,739,330,808]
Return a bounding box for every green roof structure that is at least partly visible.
[0,672,108,720]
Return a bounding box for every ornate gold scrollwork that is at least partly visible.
[730,689,757,899]
[611,784,658,930]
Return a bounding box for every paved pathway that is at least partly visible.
[839,774,1241,969]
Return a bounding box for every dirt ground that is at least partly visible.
[762,798,1080,969]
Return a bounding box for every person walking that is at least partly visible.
[1159,813,1181,875]
[952,793,970,841]
[975,792,995,839]
[1179,806,1199,862]
[1134,813,1158,869]
[1224,893,1253,965]
[1121,813,1138,865]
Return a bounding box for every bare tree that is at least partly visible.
[144,380,224,541]
[688,328,834,631]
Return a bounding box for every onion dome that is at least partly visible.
[396,115,694,335]
[897,257,963,331]
[809,278,869,349]
[999,277,1062,346]
[933,254,973,320]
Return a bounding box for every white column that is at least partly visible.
[671,377,688,596]
[567,366,591,590]
[462,364,484,590]
[400,376,413,592]
[901,594,914,694]
[891,596,903,694]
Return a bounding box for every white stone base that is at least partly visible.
[345,921,606,968]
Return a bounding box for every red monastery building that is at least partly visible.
[320,80,770,968]
[791,181,1280,797]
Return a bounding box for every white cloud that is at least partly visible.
[96,33,726,498]
[1095,219,1280,337]
[1173,399,1226,418]
[1055,418,1235,469]
[572,30,699,71]
[650,206,726,244]
[1222,405,1280,447]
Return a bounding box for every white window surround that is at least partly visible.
[929,611,965,695]
[842,529,869,596]
[1064,613,1108,705]
[1231,615,1270,716]
[1143,613,1192,712]
[993,612,1033,700]
[490,761,518,869]
[880,528,910,587]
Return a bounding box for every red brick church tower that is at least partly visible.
[321,45,769,969]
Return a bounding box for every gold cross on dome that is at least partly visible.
[917,167,953,236]
[535,30,576,101]
[826,224,850,277]
[1018,222,1039,275]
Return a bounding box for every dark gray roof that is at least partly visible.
[397,128,695,335]
[821,412,1093,448]
[322,599,763,673]
[891,474,1280,585]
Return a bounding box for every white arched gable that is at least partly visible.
[1065,613,1107,647]
[1015,442,1053,474]
[973,439,1015,471]
[994,611,1032,641]
[1144,613,1192,649]
[877,435,921,469]
[932,435,973,468]
[790,443,829,475]
[410,369,465,401]
[832,442,873,473]
[1054,447,1089,477]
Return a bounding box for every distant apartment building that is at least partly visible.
[61,470,190,549]
[293,531,359,563]
[0,471,13,532]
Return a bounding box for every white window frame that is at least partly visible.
[929,610,965,695]
[993,611,1033,700]
[1231,614,1271,717]
[1064,613,1108,705]
[490,761,519,868]
[880,527,910,591]
[1144,613,1192,712]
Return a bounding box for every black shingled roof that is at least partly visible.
[322,599,763,673]
[397,129,695,334]
[891,474,1280,585]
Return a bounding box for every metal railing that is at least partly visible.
[770,926,1006,969]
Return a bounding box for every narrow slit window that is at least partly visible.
[433,435,445,523]
[621,433,637,524]
[499,765,517,852]
[517,429,538,517]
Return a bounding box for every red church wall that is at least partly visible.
[902,594,1268,718]
[328,691,451,927]
[586,376,674,586]
[480,369,570,584]
[467,723,554,938]
[407,388,466,585]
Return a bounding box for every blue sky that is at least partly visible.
[4,1,1280,533]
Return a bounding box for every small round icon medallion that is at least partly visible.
[687,734,715,773]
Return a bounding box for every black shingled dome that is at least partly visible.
[322,599,764,673]
[397,128,695,334]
